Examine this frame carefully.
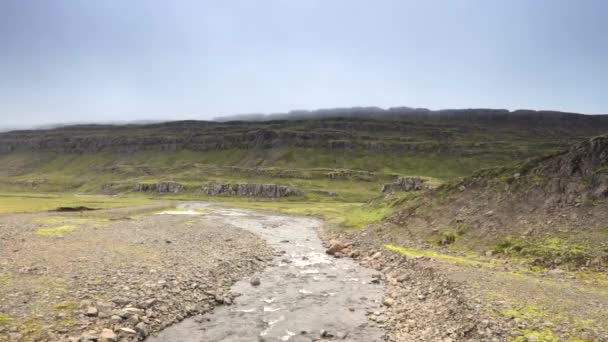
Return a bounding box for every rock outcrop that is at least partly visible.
[134,182,184,193]
[382,177,432,193]
[201,182,302,198]
[385,134,608,269]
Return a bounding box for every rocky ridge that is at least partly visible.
[386,134,608,269]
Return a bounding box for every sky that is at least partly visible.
[0,0,607,128]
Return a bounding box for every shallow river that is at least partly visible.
[147,203,385,342]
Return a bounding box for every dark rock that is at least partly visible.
[201,182,302,198]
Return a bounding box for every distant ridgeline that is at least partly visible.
[1,107,607,155]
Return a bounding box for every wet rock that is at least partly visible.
[326,240,349,255]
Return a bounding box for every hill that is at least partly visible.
[379,134,608,269]
[1,107,608,200]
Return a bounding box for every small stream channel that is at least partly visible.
[147,203,385,341]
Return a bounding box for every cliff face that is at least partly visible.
[1,109,607,155]
[134,182,184,193]
[201,182,302,198]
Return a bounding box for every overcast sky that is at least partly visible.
[0,0,607,128]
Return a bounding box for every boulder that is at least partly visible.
[382,177,432,193]
[326,240,350,255]
[99,329,118,342]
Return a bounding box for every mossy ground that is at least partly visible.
[384,243,494,267]
[0,192,155,214]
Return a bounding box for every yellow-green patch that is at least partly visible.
[35,225,76,236]
[0,313,12,325]
[0,274,10,287]
[511,327,557,342]
[384,244,494,267]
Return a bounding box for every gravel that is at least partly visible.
[0,207,272,341]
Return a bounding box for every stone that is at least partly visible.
[99,329,118,342]
[250,277,261,286]
[383,297,395,307]
[118,327,137,337]
[382,177,432,193]
[135,322,150,337]
[85,307,98,317]
[326,240,348,255]
[116,307,144,318]
[8,333,23,341]
[78,333,98,342]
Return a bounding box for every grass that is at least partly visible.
[35,225,76,236]
[384,243,494,267]
[0,192,155,214]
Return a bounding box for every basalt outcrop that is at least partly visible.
[201,182,302,198]
[382,177,432,193]
[134,182,184,193]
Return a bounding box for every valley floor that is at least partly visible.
[1,200,607,341]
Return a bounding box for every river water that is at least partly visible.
[147,203,385,342]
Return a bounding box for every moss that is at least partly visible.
[35,225,76,236]
[52,301,78,325]
[384,244,494,267]
[0,313,13,325]
[502,305,544,319]
[19,318,43,339]
[495,237,588,266]
[0,274,10,287]
[511,327,557,342]
[0,192,155,214]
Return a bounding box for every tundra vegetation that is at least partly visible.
[1,110,608,340]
